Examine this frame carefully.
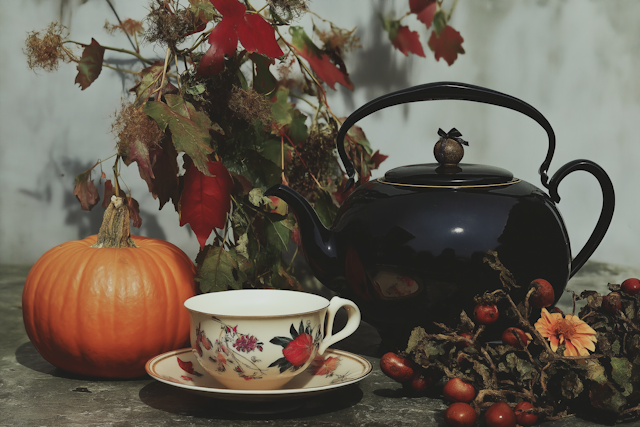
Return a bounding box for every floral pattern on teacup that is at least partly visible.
[269,320,322,373]
[194,317,268,381]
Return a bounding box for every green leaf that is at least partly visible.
[381,17,400,41]
[251,53,276,95]
[432,6,447,36]
[270,86,294,126]
[130,61,166,104]
[611,357,633,396]
[261,138,289,166]
[144,95,215,175]
[269,337,292,348]
[290,323,299,339]
[75,38,104,90]
[224,151,281,191]
[313,189,338,228]
[196,246,247,292]
[264,215,292,252]
[289,110,308,143]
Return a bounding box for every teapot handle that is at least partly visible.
[548,160,615,278]
[336,81,556,190]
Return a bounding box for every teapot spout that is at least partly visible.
[265,184,339,285]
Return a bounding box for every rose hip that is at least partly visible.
[530,278,555,308]
[602,292,622,313]
[443,377,476,403]
[444,402,477,427]
[474,303,499,324]
[621,278,640,296]
[380,352,414,383]
[501,327,529,349]
[515,401,538,426]
[484,402,516,427]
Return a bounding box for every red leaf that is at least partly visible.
[238,13,283,58]
[127,196,142,228]
[179,160,233,249]
[370,150,389,170]
[75,38,105,90]
[197,0,283,77]
[73,170,100,211]
[391,26,425,57]
[290,27,353,90]
[177,357,195,374]
[409,0,438,28]
[102,180,115,208]
[428,25,465,66]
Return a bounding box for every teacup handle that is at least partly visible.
[318,296,361,355]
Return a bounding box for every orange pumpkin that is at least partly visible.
[22,197,197,378]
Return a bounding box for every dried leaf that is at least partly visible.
[75,38,104,90]
[73,169,100,211]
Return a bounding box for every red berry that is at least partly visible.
[408,371,433,393]
[459,332,473,347]
[474,304,499,324]
[621,278,640,296]
[530,278,555,308]
[380,352,414,383]
[602,292,622,313]
[484,402,516,427]
[501,327,529,349]
[444,402,478,427]
[515,401,538,426]
[443,377,476,403]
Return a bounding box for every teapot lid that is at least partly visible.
[382,128,515,187]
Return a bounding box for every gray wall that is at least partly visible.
[1,0,638,269]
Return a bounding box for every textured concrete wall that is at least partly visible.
[1,0,638,268]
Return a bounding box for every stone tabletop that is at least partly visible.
[1,262,639,427]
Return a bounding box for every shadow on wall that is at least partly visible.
[19,155,167,241]
[339,0,414,115]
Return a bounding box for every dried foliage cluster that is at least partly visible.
[24,0,465,294]
[403,254,640,424]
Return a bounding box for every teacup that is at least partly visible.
[184,289,361,390]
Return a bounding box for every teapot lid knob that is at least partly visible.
[434,128,468,166]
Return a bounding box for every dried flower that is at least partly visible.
[112,101,163,161]
[534,308,597,357]
[228,87,272,125]
[24,22,75,72]
[104,18,144,37]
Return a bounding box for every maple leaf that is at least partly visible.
[179,159,233,249]
[195,245,249,292]
[409,0,438,28]
[428,25,465,65]
[73,169,100,211]
[289,26,354,90]
[197,0,283,77]
[383,20,425,57]
[370,149,389,170]
[75,38,105,90]
[144,140,180,210]
[144,94,217,176]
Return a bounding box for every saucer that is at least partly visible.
[145,347,372,403]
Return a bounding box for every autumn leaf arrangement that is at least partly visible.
[24,0,465,294]
[381,253,640,425]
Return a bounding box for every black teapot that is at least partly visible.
[266,82,614,345]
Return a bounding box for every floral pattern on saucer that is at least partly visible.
[147,347,372,402]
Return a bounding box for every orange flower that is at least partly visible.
[534,308,597,356]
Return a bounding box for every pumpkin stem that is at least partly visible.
[91,196,138,249]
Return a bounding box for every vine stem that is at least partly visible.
[65,40,155,65]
